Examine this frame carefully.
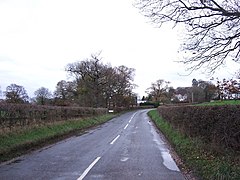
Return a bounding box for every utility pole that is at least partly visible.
[192,92,194,103]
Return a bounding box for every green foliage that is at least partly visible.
[139,101,160,108]
[148,110,240,180]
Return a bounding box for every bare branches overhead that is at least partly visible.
[135,0,240,73]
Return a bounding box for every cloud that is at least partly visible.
[0,0,239,99]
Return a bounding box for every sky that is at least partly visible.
[0,0,239,99]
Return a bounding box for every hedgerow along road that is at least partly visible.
[0,110,185,180]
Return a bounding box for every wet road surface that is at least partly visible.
[0,110,185,180]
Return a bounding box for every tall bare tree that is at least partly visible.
[135,0,240,73]
[113,65,137,107]
[146,79,171,103]
[66,53,137,108]
[66,53,110,107]
[4,84,29,103]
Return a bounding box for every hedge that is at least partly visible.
[157,105,240,152]
[0,102,107,131]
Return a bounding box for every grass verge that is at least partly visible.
[0,114,116,162]
[148,109,240,180]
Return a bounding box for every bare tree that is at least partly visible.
[66,53,110,107]
[66,53,137,108]
[54,80,77,105]
[54,80,69,100]
[146,79,171,103]
[215,77,240,99]
[198,80,218,101]
[190,79,217,102]
[4,84,29,103]
[113,65,137,107]
[34,87,52,105]
[135,0,240,73]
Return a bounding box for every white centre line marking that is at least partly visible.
[124,124,129,130]
[110,135,120,145]
[129,112,138,123]
[77,157,101,180]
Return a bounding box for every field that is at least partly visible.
[198,100,240,106]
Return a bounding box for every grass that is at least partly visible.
[198,99,240,106]
[148,109,240,180]
[0,114,116,162]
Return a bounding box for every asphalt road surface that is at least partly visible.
[0,109,185,180]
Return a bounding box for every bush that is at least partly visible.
[157,105,240,152]
[140,101,159,108]
[0,102,107,131]
[149,110,240,180]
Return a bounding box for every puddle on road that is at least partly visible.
[149,120,180,172]
[161,152,179,171]
[120,148,129,162]
[120,157,129,162]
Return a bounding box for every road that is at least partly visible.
[0,110,185,180]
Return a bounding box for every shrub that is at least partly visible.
[0,102,107,131]
[140,101,159,108]
[157,105,240,152]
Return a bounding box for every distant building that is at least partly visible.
[137,100,146,106]
[175,94,188,102]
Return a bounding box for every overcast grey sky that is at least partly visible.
[0,0,239,99]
